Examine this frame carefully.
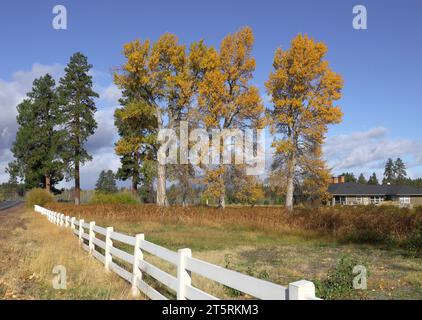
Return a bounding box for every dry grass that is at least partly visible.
[0,204,144,300]
[42,203,422,299]
[46,203,422,247]
[5,203,422,299]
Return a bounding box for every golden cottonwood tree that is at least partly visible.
[266,34,343,212]
[198,27,265,208]
[115,34,193,206]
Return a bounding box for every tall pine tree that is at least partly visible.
[58,53,98,205]
[394,158,407,183]
[383,158,395,185]
[357,173,367,184]
[368,172,379,185]
[95,170,118,194]
[8,74,64,191]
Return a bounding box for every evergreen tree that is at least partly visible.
[7,74,64,192]
[95,170,118,194]
[114,100,157,196]
[58,53,99,205]
[394,158,407,183]
[383,158,395,185]
[357,173,367,184]
[368,172,379,185]
[342,172,357,183]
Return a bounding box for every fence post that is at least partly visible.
[288,280,317,300]
[104,227,114,271]
[78,219,85,245]
[89,222,95,255]
[70,217,75,230]
[65,216,69,228]
[60,214,65,227]
[131,234,144,297]
[177,248,192,300]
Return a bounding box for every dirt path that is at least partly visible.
[0,201,23,212]
[0,205,142,300]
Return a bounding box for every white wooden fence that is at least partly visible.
[34,205,321,300]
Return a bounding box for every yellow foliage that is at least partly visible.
[203,167,226,201]
[198,26,265,130]
[196,27,265,201]
[266,34,343,208]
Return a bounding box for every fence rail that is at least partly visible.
[34,205,321,300]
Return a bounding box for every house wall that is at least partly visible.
[333,196,382,205]
[333,195,422,206]
[411,196,422,206]
[334,196,371,205]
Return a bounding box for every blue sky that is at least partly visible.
[1,0,421,188]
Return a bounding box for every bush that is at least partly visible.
[89,192,139,205]
[26,188,54,208]
[315,256,366,300]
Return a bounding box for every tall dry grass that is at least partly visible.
[45,203,422,248]
[0,206,143,300]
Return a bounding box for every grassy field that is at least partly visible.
[43,203,422,300]
[0,204,144,300]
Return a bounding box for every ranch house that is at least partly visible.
[328,176,422,207]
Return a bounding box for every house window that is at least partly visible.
[370,196,384,204]
[399,197,410,204]
[335,196,346,205]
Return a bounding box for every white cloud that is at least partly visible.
[86,105,118,152]
[99,84,122,105]
[324,127,422,176]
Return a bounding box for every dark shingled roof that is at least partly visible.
[328,183,422,196]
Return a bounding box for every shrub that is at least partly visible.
[403,229,422,257]
[89,192,139,205]
[26,188,54,208]
[315,256,365,300]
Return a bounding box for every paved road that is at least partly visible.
[0,200,23,211]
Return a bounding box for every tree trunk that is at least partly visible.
[285,154,296,212]
[155,106,168,207]
[218,167,225,209]
[156,163,168,206]
[45,175,51,193]
[75,159,80,205]
[218,194,226,209]
[148,182,155,203]
[131,177,138,195]
[132,152,139,195]
[217,150,226,208]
